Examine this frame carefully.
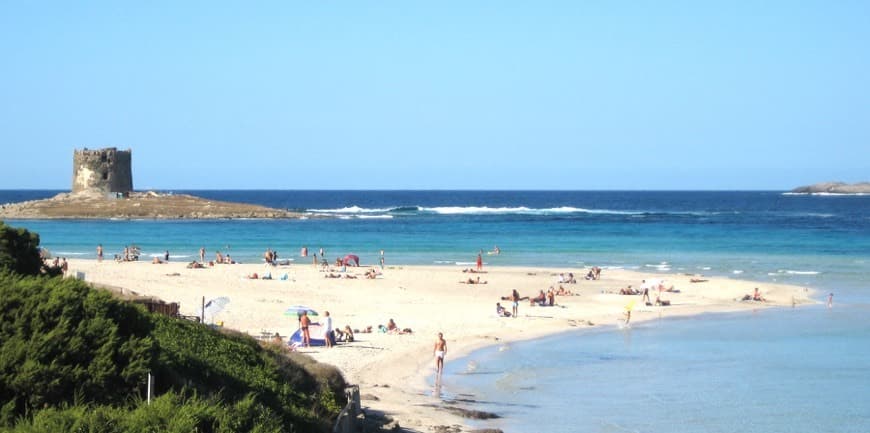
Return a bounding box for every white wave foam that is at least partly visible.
[732,270,743,274]
[54,252,88,256]
[698,266,712,270]
[421,206,640,215]
[776,269,820,275]
[308,206,393,214]
[356,215,393,219]
[148,254,192,259]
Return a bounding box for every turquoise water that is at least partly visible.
[444,306,870,433]
[3,190,869,431]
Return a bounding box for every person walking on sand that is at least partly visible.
[300,311,312,347]
[96,244,103,262]
[433,332,447,374]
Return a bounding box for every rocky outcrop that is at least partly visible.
[0,191,304,220]
[790,182,870,194]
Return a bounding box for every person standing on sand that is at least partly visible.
[324,311,334,348]
[97,244,103,262]
[433,332,447,374]
[300,311,312,347]
[476,252,483,272]
[827,293,834,308]
[199,247,205,263]
[164,250,170,262]
[511,289,520,318]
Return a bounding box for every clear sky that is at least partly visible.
[1,2,868,190]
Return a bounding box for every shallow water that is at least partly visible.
[442,306,870,433]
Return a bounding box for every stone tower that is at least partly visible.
[72,147,133,195]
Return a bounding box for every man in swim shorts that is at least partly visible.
[300,311,311,347]
[433,332,447,374]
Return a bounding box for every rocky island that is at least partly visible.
[790,182,870,194]
[0,147,303,220]
[0,190,302,219]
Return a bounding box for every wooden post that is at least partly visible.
[201,296,205,323]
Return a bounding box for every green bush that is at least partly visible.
[0,272,346,432]
[0,221,44,276]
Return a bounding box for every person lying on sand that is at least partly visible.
[555,285,574,296]
[619,286,639,295]
[246,272,259,279]
[186,261,205,269]
[655,295,671,306]
[365,268,381,279]
[461,276,488,284]
[325,273,342,278]
[151,257,163,264]
[690,278,709,283]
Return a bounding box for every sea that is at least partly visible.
[2,190,869,432]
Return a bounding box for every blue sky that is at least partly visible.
[1,2,868,190]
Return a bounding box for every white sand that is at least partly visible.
[67,259,815,430]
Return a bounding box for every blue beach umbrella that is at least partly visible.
[283,305,318,317]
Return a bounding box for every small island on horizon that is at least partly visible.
[790,182,870,195]
[0,148,302,220]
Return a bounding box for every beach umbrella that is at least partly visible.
[197,296,230,323]
[283,305,318,317]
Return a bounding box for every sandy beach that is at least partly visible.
[66,258,815,431]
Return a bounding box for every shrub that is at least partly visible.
[0,221,44,276]
[0,273,345,432]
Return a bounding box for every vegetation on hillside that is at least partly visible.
[0,221,346,432]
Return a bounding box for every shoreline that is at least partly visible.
[64,259,815,431]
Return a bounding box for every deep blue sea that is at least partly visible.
[3,190,869,432]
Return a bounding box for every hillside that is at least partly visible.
[0,272,345,432]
